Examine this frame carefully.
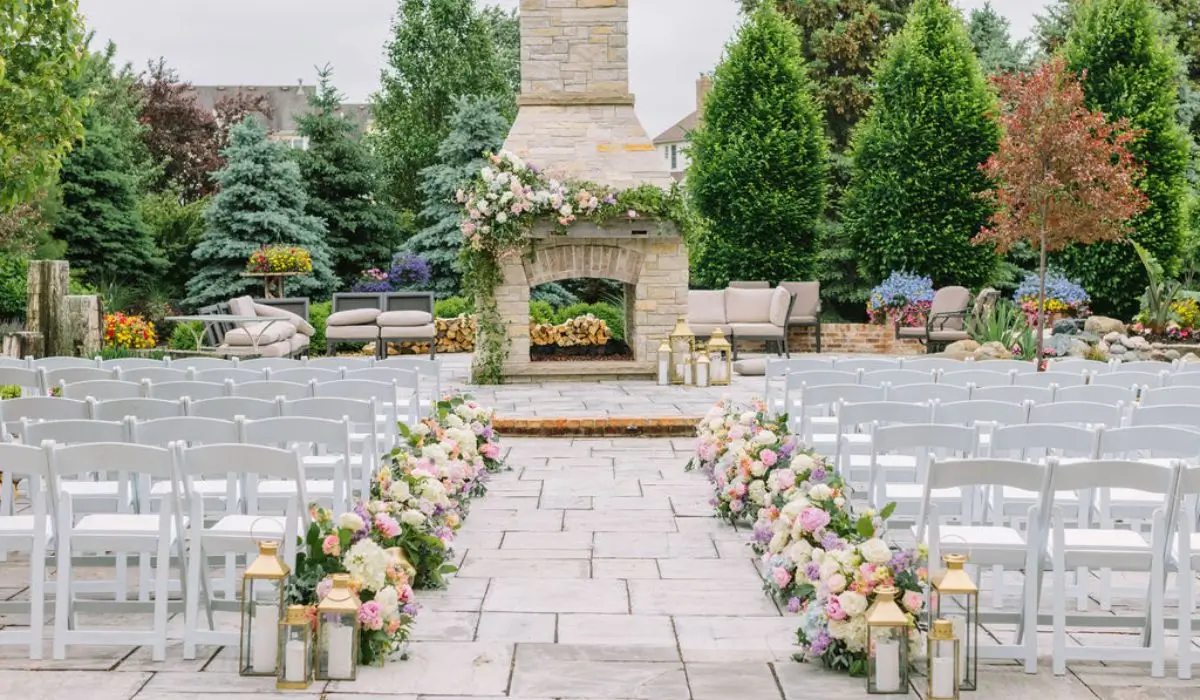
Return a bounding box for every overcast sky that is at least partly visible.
[79,0,1050,138]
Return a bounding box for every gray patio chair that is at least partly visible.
[779,281,822,354]
[895,286,971,354]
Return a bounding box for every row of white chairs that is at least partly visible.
[0,353,431,373]
[0,439,316,661]
[766,355,1194,376]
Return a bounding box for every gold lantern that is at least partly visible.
[669,316,695,385]
[315,574,361,681]
[865,585,911,695]
[239,540,290,677]
[932,553,978,691]
[927,619,960,700]
[707,328,732,386]
[276,605,314,690]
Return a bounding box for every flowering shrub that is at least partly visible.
[353,253,433,293]
[1013,270,1090,325]
[104,312,157,349]
[866,272,934,327]
[246,245,313,274]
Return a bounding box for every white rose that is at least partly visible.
[844,616,868,652]
[374,585,400,618]
[748,480,767,504]
[445,414,465,429]
[819,560,839,580]
[400,510,426,526]
[859,538,893,565]
[838,590,869,617]
[826,572,847,593]
[413,423,430,437]
[833,548,861,568]
[780,498,809,519]
[739,411,756,424]
[787,539,813,565]
[768,530,789,554]
[808,484,833,501]
[338,512,365,532]
[791,453,814,470]
[754,430,776,445]
[420,479,446,499]
[387,479,411,502]
[749,460,766,477]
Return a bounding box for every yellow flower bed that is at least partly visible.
[105,313,157,350]
[247,245,313,274]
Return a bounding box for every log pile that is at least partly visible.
[530,314,611,347]
[368,315,479,356]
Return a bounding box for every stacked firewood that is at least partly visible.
[530,314,611,347]
[364,315,479,356]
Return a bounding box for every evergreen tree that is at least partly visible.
[1058,0,1190,317]
[407,95,509,297]
[843,0,1000,290]
[967,1,1032,75]
[186,118,336,308]
[689,5,828,288]
[1035,0,1078,55]
[374,0,515,218]
[297,66,399,287]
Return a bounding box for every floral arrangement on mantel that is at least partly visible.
[289,393,504,665]
[457,150,685,384]
[246,245,313,274]
[866,272,935,328]
[689,399,927,675]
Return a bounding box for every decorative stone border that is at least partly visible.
[494,415,700,437]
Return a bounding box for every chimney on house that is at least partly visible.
[696,74,713,116]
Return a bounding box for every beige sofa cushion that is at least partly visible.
[326,325,380,341]
[224,321,296,346]
[253,302,316,335]
[769,287,790,327]
[689,323,733,338]
[377,310,433,326]
[730,322,785,339]
[228,295,256,317]
[688,290,727,325]
[725,288,773,324]
[289,334,311,354]
[219,339,292,357]
[379,324,436,341]
[327,308,381,326]
[733,358,767,376]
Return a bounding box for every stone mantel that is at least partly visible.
[527,219,680,240]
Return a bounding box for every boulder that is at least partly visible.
[1108,344,1128,356]
[1052,318,1082,335]
[1125,335,1151,351]
[973,341,1011,361]
[1085,316,1127,336]
[944,339,980,358]
[1149,350,1169,362]
[1066,338,1090,357]
[1103,331,1122,345]
[1166,350,1182,361]
[1182,352,1200,364]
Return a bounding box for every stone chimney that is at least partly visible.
[696,73,713,117]
[502,0,671,188]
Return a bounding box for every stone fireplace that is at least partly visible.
[494,0,688,380]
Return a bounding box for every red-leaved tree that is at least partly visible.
[974,57,1148,363]
[138,59,222,201]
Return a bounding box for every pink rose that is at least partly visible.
[798,506,831,533]
[772,566,792,588]
[482,442,501,459]
[825,596,846,621]
[760,449,777,467]
[358,601,383,631]
[902,590,924,612]
[374,513,401,538]
[776,469,796,491]
[322,534,340,556]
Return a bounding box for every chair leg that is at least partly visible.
[139,553,152,602]
[1052,527,1068,675]
[183,538,204,660]
[53,544,71,660]
[153,539,171,662]
[732,338,739,361]
[1182,562,1194,680]
[29,534,45,660]
[814,324,822,354]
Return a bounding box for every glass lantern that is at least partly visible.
[927,619,960,700]
[695,350,710,388]
[707,328,732,386]
[276,605,314,690]
[657,338,671,386]
[669,316,695,385]
[239,540,290,677]
[932,553,978,691]
[315,574,361,681]
[865,585,911,695]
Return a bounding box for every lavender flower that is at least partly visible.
[402,603,420,617]
[809,629,833,656]
[752,523,773,544]
[820,531,844,551]
[787,596,802,613]
[810,467,826,483]
[805,562,821,580]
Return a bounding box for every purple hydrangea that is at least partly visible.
[787,596,802,613]
[810,468,826,483]
[820,531,844,551]
[805,562,821,580]
[809,630,833,656]
[752,523,773,544]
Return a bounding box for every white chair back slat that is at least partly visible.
[98,357,166,371]
[0,397,90,435]
[132,416,239,447]
[89,398,185,422]
[240,358,303,371]
[860,369,934,387]
[934,399,1030,427]
[988,423,1098,460]
[1090,371,1165,391]
[193,368,263,384]
[41,367,113,393]
[22,418,128,447]
[1167,372,1200,387]
[267,367,343,384]
[1098,425,1200,460]
[232,380,313,401]
[977,359,1039,374]
[115,367,188,384]
[1014,371,1089,388]
[186,396,280,420]
[33,357,101,371]
[972,385,1054,405]
[939,369,1016,388]
[832,357,901,373]
[148,380,230,402]
[170,357,237,372]
[305,356,374,370]
[240,416,353,512]
[885,382,969,405]
[0,367,42,395]
[1130,404,1200,432]
[899,357,968,372]
[1028,400,1123,428]
[1141,386,1200,407]
[179,443,308,518]
[60,379,144,402]
[1113,360,1176,373]
[1054,383,1137,406]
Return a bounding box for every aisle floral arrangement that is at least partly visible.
[689,398,927,676]
[289,392,505,666]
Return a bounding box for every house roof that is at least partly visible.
[653,110,698,145]
[190,84,372,134]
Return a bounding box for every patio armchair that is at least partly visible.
[377,292,436,360]
[779,281,822,353]
[895,285,972,353]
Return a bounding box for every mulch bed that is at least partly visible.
[531,339,633,362]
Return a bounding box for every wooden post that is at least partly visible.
[65,295,103,357]
[26,260,71,357]
[1,331,43,359]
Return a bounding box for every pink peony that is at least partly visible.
[798,506,831,533]
[358,601,384,631]
[482,442,501,459]
[902,590,924,613]
[322,534,340,556]
[375,514,401,538]
[776,469,796,491]
[825,596,846,621]
[772,567,792,588]
[760,449,777,467]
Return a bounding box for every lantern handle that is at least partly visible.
[249,516,284,547]
[936,533,972,566]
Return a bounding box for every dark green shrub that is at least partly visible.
[553,302,625,341]
[529,300,556,324]
[309,300,332,353]
[434,296,473,318]
[0,254,27,319]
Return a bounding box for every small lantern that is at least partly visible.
[239,540,290,676]
[695,349,710,387]
[932,553,978,691]
[276,605,314,690]
[669,316,695,385]
[707,328,732,386]
[657,338,671,386]
[315,574,361,681]
[927,619,960,700]
[865,585,911,695]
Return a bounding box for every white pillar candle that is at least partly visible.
[712,358,726,383]
[251,603,279,673]
[949,615,968,681]
[696,362,709,387]
[683,362,692,385]
[327,624,355,678]
[284,639,306,683]
[874,639,901,692]
[930,657,955,698]
[657,355,669,385]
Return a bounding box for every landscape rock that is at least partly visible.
[1182,352,1200,364]
[973,341,1011,361]
[1103,331,1122,345]
[1166,350,1182,361]
[1149,350,1169,362]
[1086,316,1127,335]
[1108,344,1127,355]
[943,339,980,358]
[1125,335,1151,351]
[1053,319,1082,335]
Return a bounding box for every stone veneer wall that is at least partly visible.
[518,0,629,98]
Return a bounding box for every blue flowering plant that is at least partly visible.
[1013,270,1090,325]
[351,253,433,293]
[867,272,935,327]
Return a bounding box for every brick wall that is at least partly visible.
[788,323,925,355]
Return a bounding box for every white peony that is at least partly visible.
[748,480,767,505]
[739,411,756,424]
[768,530,789,554]
[844,616,868,653]
[400,509,427,526]
[780,498,809,519]
[826,572,847,593]
[787,540,813,566]
[343,538,390,592]
[338,512,365,532]
[790,453,815,470]
[419,478,446,500]
[753,430,776,445]
[373,585,400,619]
[819,559,840,580]
[749,460,766,477]
[413,422,430,437]
[859,538,893,565]
[810,547,826,564]
[838,590,869,617]
[422,444,448,464]
[387,479,411,502]
[445,414,466,429]
[808,484,833,501]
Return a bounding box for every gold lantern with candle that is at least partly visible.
[668,316,695,385]
[932,553,978,691]
[239,540,290,677]
[695,345,711,387]
[315,574,361,681]
[927,619,960,700]
[276,605,314,690]
[707,328,732,386]
[865,585,911,695]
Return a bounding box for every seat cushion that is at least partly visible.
[731,323,784,339]
[228,295,256,317]
[327,308,381,326]
[379,324,436,341]
[733,358,766,376]
[688,291,727,325]
[225,321,297,346]
[689,323,733,338]
[789,315,819,325]
[326,325,381,341]
[725,288,774,324]
[929,330,971,342]
[377,310,433,326]
[897,326,927,338]
[253,302,316,335]
[221,339,293,357]
[769,287,790,327]
[289,334,311,354]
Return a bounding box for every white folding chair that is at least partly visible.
[780,369,862,422]
[1114,360,1175,373]
[940,369,1016,388]
[0,367,42,397]
[33,357,101,371]
[313,379,402,448]
[305,356,374,371]
[933,400,1030,448]
[1028,401,1122,429]
[187,396,280,421]
[974,359,1038,374]
[240,416,352,514]
[343,367,422,424]
[171,357,237,372]
[59,379,144,401]
[831,400,934,485]
[915,456,1053,673]
[40,366,113,393]
[972,385,1054,405]
[764,357,838,412]
[860,369,935,387]
[266,367,342,384]
[1167,372,1200,387]
[867,423,978,521]
[50,442,185,661]
[89,397,184,422]
[148,380,230,402]
[115,367,188,384]
[1141,386,1200,407]
[1176,361,1200,373]
[1014,370,1089,388]
[0,397,91,519]
[1174,465,1200,679]
[1131,404,1200,431]
[1055,383,1138,407]
[885,382,970,405]
[23,418,132,515]
[0,356,29,368]
[833,357,901,373]
[232,380,313,401]
[98,357,166,371]
[900,357,968,372]
[1090,371,1165,392]
[372,357,441,410]
[281,397,380,499]
[1046,459,1179,677]
[792,383,884,452]
[193,368,263,384]
[178,443,307,658]
[0,443,52,658]
[1056,357,1112,372]
[241,358,303,371]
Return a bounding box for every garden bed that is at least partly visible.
[531,339,633,362]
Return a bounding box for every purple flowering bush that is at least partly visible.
[866,271,935,327]
[351,253,433,293]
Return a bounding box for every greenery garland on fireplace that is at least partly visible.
[456,151,687,384]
